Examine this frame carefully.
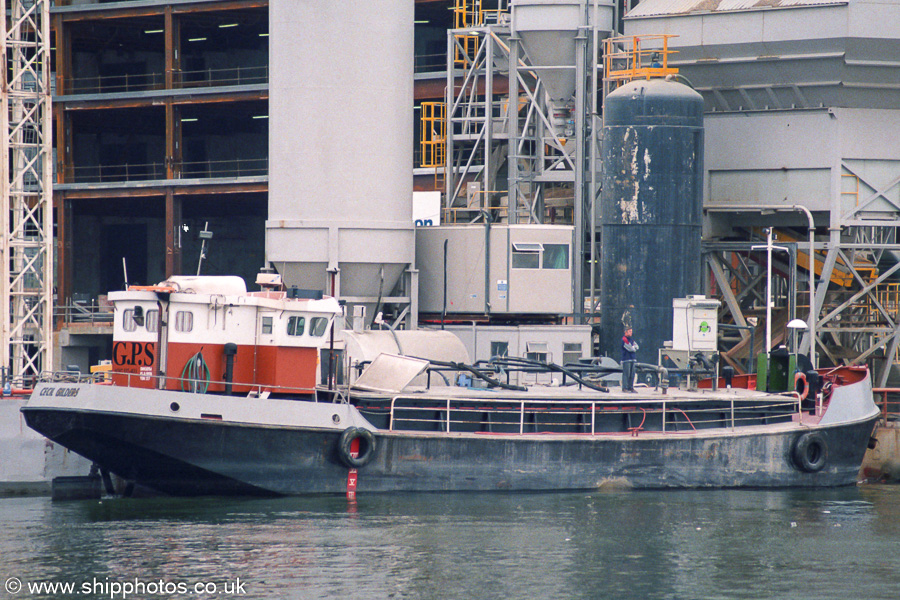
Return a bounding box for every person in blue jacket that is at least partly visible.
[621,326,639,392]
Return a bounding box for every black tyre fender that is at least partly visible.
[337,427,376,468]
[792,432,828,473]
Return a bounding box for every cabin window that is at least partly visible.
[542,244,569,269]
[562,342,582,366]
[309,317,329,337]
[145,310,159,333]
[261,316,273,335]
[175,311,193,332]
[511,242,570,270]
[511,243,541,269]
[287,315,306,336]
[122,309,137,332]
[490,341,509,358]
[525,341,549,363]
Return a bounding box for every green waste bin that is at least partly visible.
[756,350,797,393]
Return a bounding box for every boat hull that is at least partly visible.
[22,389,879,496]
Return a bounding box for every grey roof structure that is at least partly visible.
[626,0,846,18]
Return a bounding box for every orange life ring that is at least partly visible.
[794,372,809,401]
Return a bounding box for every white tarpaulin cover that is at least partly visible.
[351,353,430,393]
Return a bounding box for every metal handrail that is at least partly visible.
[67,162,166,183]
[65,72,165,95]
[414,53,447,73]
[63,65,268,95]
[54,301,114,326]
[873,387,900,421]
[174,65,268,88]
[387,393,801,435]
[66,157,267,183]
[29,369,321,399]
[179,157,267,178]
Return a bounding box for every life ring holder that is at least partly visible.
[794,372,809,401]
[792,431,828,473]
[338,427,376,469]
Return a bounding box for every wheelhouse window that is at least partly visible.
[261,316,273,335]
[122,309,137,332]
[175,311,193,332]
[145,310,159,333]
[309,317,329,337]
[287,315,306,336]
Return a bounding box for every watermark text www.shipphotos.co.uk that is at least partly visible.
[5,576,247,599]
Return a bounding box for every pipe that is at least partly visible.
[712,204,817,368]
[766,228,774,359]
[223,343,237,396]
[481,210,492,316]
[328,269,337,390]
[441,239,448,330]
[791,204,817,369]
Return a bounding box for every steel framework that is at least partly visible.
[443,2,611,322]
[1,0,53,379]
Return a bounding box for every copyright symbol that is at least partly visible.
[5,577,22,594]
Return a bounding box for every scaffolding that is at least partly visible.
[440,1,613,323]
[1,0,53,378]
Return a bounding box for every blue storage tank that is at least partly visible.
[600,78,704,364]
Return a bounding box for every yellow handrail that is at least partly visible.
[452,1,509,67]
[602,35,679,95]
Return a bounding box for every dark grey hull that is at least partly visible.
[21,406,879,496]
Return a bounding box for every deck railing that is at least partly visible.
[29,370,320,399]
[386,393,804,436]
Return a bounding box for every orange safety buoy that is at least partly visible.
[794,371,809,401]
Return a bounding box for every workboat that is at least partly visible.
[22,276,880,496]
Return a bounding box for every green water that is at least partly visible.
[2,486,900,599]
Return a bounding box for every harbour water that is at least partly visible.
[2,486,900,600]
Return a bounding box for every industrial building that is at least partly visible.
[10,0,461,373]
[4,0,900,386]
[50,0,270,369]
[625,0,900,385]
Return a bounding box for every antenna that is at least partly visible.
[197,222,213,275]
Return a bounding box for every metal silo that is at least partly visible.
[600,78,704,363]
[267,0,415,322]
[511,0,602,105]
